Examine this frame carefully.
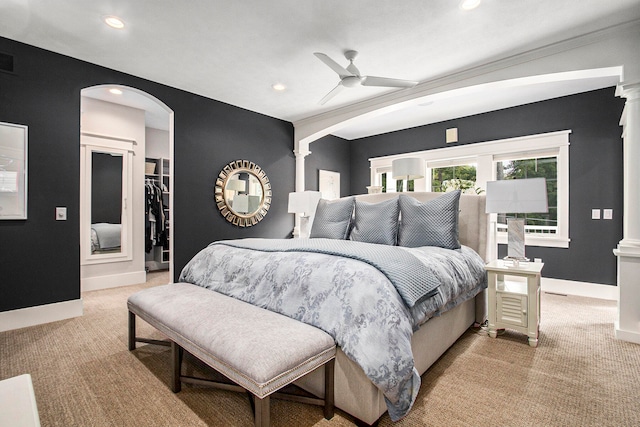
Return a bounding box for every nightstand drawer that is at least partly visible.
[497,292,528,327]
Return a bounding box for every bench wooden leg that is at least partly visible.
[171,341,183,393]
[254,395,270,427]
[324,358,335,419]
[128,311,136,351]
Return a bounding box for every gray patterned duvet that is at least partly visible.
[179,238,487,421]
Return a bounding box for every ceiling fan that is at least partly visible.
[314,50,419,105]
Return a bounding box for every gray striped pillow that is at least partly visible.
[397,191,461,249]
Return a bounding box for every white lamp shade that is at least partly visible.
[288,191,322,216]
[226,178,246,192]
[392,158,424,180]
[485,178,548,214]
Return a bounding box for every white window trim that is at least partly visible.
[369,130,571,248]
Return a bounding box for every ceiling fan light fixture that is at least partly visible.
[109,88,123,95]
[459,0,481,11]
[104,15,125,29]
[341,76,361,88]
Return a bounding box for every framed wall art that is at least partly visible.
[319,169,340,200]
[0,121,28,219]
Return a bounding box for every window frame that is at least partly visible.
[369,130,570,248]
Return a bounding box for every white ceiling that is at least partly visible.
[1,0,639,138]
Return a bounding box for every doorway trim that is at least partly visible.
[80,84,175,288]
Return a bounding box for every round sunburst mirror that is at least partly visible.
[214,160,271,227]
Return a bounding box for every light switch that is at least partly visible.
[56,207,67,221]
[591,209,600,220]
[603,209,613,220]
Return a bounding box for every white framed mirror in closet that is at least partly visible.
[80,133,134,265]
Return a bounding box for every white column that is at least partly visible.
[614,82,640,344]
[292,139,311,238]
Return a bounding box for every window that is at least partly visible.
[369,130,570,248]
[496,156,557,236]
[431,164,478,193]
[376,171,414,193]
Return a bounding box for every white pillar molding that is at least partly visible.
[616,83,640,251]
[294,149,310,192]
[614,81,640,344]
[292,139,312,238]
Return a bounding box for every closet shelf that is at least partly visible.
[145,156,171,271]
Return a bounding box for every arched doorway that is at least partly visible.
[80,85,174,291]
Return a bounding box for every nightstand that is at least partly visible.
[485,260,544,347]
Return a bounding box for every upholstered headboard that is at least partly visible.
[353,192,490,262]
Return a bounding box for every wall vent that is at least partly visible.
[0,52,15,74]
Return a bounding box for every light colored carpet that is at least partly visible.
[1,272,639,426]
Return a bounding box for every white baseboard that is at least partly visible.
[541,277,618,301]
[614,321,640,344]
[0,299,83,332]
[81,270,146,292]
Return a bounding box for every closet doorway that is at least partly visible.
[80,85,174,291]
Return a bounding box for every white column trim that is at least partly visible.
[617,83,640,248]
[292,138,312,238]
[614,81,640,344]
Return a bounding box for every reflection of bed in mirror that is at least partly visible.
[90,222,121,254]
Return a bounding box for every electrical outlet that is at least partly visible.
[591,209,601,220]
[56,207,67,221]
[603,209,613,220]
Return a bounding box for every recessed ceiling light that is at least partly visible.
[109,88,123,95]
[272,83,286,91]
[459,0,481,10]
[104,15,125,29]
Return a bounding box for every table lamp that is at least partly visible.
[485,178,548,263]
[288,191,322,238]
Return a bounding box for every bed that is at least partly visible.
[178,191,489,425]
[90,222,122,253]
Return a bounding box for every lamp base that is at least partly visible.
[299,215,312,238]
[507,217,526,261]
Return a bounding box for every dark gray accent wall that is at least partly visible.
[305,134,351,196]
[0,36,294,312]
[349,88,624,285]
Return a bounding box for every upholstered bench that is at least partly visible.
[127,283,336,427]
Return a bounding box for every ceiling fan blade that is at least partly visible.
[318,82,345,105]
[314,52,352,78]
[361,76,418,88]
